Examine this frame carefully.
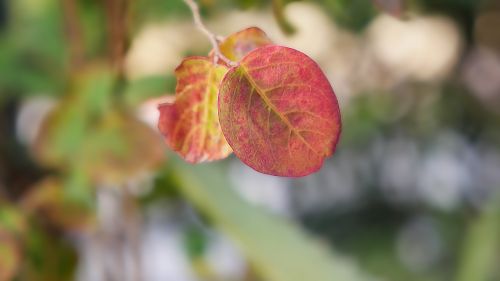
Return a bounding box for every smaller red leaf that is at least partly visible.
[158,57,232,163]
[211,27,273,62]
[218,45,341,177]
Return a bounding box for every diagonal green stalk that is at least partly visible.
[167,157,375,281]
[456,194,500,281]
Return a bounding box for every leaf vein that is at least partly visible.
[240,66,321,156]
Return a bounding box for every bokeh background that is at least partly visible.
[1,0,500,280]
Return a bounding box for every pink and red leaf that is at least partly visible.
[218,45,341,177]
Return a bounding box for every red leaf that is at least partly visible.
[218,45,341,177]
[210,27,273,63]
[158,57,232,163]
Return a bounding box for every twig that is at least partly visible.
[104,0,128,74]
[182,0,237,67]
[61,0,85,70]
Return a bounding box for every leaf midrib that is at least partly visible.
[239,65,320,156]
[176,63,225,160]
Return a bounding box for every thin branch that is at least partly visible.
[61,0,85,70]
[182,0,237,67]
[104,0,128,74]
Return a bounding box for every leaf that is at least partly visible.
[218,45,341,177]
[158,57,232,163]
[34,66,116,169]
[35,66,165,184]
[168,159,371,281]
[216,27,273,62]
[81,111,165,184]
[21,177,96,231]
[0,229,21,281]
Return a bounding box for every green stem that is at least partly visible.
[272,0,295,35]
[456,196,500,281]
[167,158,373,281]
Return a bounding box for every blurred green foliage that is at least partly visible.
[170,158,371,281]
[1,0,500,281]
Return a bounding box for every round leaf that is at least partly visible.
[218,45,341,177]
